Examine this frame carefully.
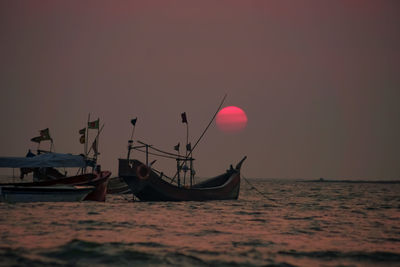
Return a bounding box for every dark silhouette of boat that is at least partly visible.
[2,171,111,202]
[119,157,246,202]
[0,152,111,202]
[0,185,95,203]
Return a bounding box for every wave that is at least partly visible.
[41,239,164,266]
[278,250,400,262]
[0,247,62,267]
[0,240,297,267]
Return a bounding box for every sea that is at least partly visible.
[0,178,399,267]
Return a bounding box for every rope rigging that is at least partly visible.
[242,175,276,202]
[135,141,188,160]
[133,147,183,160]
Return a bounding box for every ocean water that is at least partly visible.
[0,179,399,267]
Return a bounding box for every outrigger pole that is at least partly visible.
[191,94,227,155]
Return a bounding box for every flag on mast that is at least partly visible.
[174,143,180,152]
[40,128,52,141]
[186,143,192,152]
[79,128,86,144]
[88,119,99,129]
[181,112,187,123]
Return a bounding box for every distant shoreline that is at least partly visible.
[303,179,400,184]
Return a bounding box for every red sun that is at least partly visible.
[216,106,248,133]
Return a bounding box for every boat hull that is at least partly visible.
[82,171,111,201]
[0,171,111,202]
[119,159,242,201]
[0,186,94,203]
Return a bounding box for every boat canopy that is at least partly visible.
[0,153,87,168]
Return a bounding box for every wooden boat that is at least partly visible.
[1,171,111,202]
[0,153,111,202]
[0,185,95,203]
[119,157,246,201]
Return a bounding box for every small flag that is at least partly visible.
[40,128,52,140]
[88,119,99,129]
[186,143,191,152]
[31,136,42,143]
[26,150,35,157]
[79,128,86,135]
[181,112,187,123]
[131,118,137,126]
[92,138,98,155]
[79,135,85,144]
[174,143,180,152]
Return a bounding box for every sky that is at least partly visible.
[0,1,399,180]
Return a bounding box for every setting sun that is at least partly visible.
[216,106,248,133]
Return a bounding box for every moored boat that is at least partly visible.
[119,157,246,201]
[1,171,111,202]
[0,153,111,202]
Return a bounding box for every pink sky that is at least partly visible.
[0,1,399,179]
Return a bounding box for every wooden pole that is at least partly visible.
[183,121,189,185]
[130,124,136,141]
[84,113,90,174]
[145,144,149,166]
[95,119,100,166]
[50,139,55,153]
[177,159,181,187]
[85,113,90,157]
[128,118,137,160]
[190,158,193,187]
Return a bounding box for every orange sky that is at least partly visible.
[0,1,399,179]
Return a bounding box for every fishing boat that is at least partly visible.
[0,185,95,203]
[119,157,246,201]
[2,171,112,202]
[118,95,247,201]
[0,152,111,202]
